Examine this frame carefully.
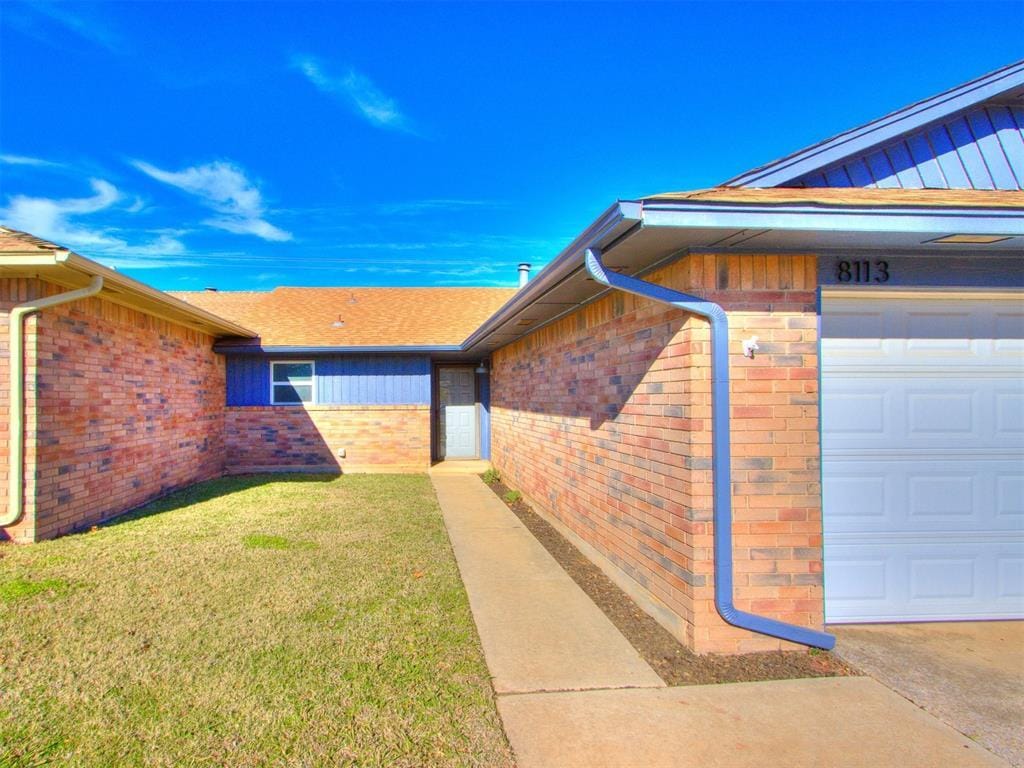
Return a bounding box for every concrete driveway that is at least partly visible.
[831,621,1024,767]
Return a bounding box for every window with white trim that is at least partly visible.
[271,361,315,404]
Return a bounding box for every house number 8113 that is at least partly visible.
[837,260,890,284]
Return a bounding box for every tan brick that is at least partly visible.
[491,254,825,655]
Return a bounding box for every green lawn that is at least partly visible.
[0,474,513,768]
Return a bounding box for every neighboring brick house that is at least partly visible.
[0,232,252,542]
[1,62,1022,655]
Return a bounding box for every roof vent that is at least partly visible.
[204,286,218,292]
[518,263,531,288]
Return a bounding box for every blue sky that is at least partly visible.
[1,1,1021,290]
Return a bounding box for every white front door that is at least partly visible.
[439,367,477,459]
[821,294,1024,623]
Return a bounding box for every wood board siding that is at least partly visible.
[226,354,432,406]
[792,103,1024,190]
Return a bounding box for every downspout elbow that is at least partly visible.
[585,248,834,651]
[3,276,104,531]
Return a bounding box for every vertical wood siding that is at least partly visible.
[226,355,431,406]
[792,103,1024,190]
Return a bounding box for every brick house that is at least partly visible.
[2,63,1022,654]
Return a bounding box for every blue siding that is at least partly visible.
[316,356,431,404]
[226,354,431,406]
[226,356,270,405]
[791,102,1024,190]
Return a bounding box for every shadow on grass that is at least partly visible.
[99,473,340,531]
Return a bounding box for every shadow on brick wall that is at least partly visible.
[498,313,689,432]
[225,407,342,472]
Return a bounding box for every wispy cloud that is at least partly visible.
[6,1,125,54]
[131,160,292,242]
[376,199,507,216]
[293,55,414,133]
[0,153,64,168]
[0,179,192,266]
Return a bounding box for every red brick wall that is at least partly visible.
[225,405,430,474]
[491,254,822,655]
[1,280,226,542]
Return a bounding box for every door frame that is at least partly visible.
[431,363,480,461]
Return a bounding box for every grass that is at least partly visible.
[0,474,512,768]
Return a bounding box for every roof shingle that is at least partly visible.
[642,187,1024,208]
[0,226,65,253]
[172,286,517,348]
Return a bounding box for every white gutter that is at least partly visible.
[2,276,104,528]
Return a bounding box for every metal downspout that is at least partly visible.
[2,276,104,529]
[585,248,834,650]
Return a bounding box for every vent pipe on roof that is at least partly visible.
[584,247,835,651]
[518,263,531,288]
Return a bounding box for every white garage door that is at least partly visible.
[821,293,1024,623]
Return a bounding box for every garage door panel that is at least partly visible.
[998,557,1024,598]
[825,458,1023,534]
[997,473,1024,517]
[996,390,1024,434]
[825,540,1024,622]
[823,298,1024,369]
[822,294,1024,623]
[824,377,1019,451]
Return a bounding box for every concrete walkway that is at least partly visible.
[433,475,1007,768]
[431,473,663,694]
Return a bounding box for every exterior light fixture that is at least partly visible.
[475,361,487,374]
[927,234,1014,244]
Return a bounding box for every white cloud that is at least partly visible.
[0,179,192,267]
[19,2,125,54]
[131,160,292,242]
[293,55,413,133]
[0,154,63,168]
[377,199,506,215]
[1,178,120,246]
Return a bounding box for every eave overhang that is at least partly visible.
[460,197,1024,356]
[0,250,258,339]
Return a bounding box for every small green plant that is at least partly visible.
[481,468,501,484]
[0,576,71,602]
[502,490,522,504]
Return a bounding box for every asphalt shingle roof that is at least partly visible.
[172,286,517,348]
[0,226,65,253]
[642,187,1024,208]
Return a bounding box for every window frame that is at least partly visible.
[269,360,316,405]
